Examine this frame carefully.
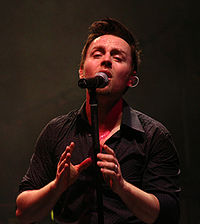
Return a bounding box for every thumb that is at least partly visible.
[77,157,92,173]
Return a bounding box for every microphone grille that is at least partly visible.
[95,72,109,83]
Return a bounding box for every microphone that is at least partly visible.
[78,72,109,89]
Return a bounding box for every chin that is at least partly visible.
[96,87,112,96]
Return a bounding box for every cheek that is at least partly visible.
[83,59,98,77]
[116,66,131,81]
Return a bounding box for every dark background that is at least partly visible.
[0,1,199,223]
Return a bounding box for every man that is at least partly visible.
[16,18,180,224]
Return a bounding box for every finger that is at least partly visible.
[77,157,92,173]
[97,153,117,163]
[102,144,115,155]
[58,158,67,174]
[65,152,71,165]
[58,143,71,163]
[100,168,117,178]
[61,163,70,175]
[69,142,75,154]
[58,152,71,174]
[59,142,74,163]
[65,142,75,166]
[63,142,75,158]
[97,161,118,175]
[58,149,68,165]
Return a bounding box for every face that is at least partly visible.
[79,35,134,98]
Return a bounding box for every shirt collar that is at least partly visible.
[77,101,89,124]
[121,100,145,134]
[77,100,145,134]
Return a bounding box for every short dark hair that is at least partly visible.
[80,18,141,73]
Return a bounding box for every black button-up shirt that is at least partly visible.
[19,101,180,223]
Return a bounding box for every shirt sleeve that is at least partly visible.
[142,131,181,223]
[19,122,56,193]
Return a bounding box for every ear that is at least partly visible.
[127,74,139,88]
[79,67,84,79]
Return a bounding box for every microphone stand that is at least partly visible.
[88,88,104,224]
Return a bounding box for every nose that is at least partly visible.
[101,54,112,68]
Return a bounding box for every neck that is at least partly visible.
[86,91,123,132]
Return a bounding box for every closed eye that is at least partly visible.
[93,52,102,58]
[91,47,104,58]
[111,49,126,62]
[113,56,123,62]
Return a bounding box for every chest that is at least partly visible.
[53,128,147,187]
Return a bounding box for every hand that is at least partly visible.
[54,142,92,193]
[97,144,124,193]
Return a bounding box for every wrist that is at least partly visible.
[114,177,126,195]
[51,177,70,196]
[50,179,63,197]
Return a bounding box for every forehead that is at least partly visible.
[88,34,131,54]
